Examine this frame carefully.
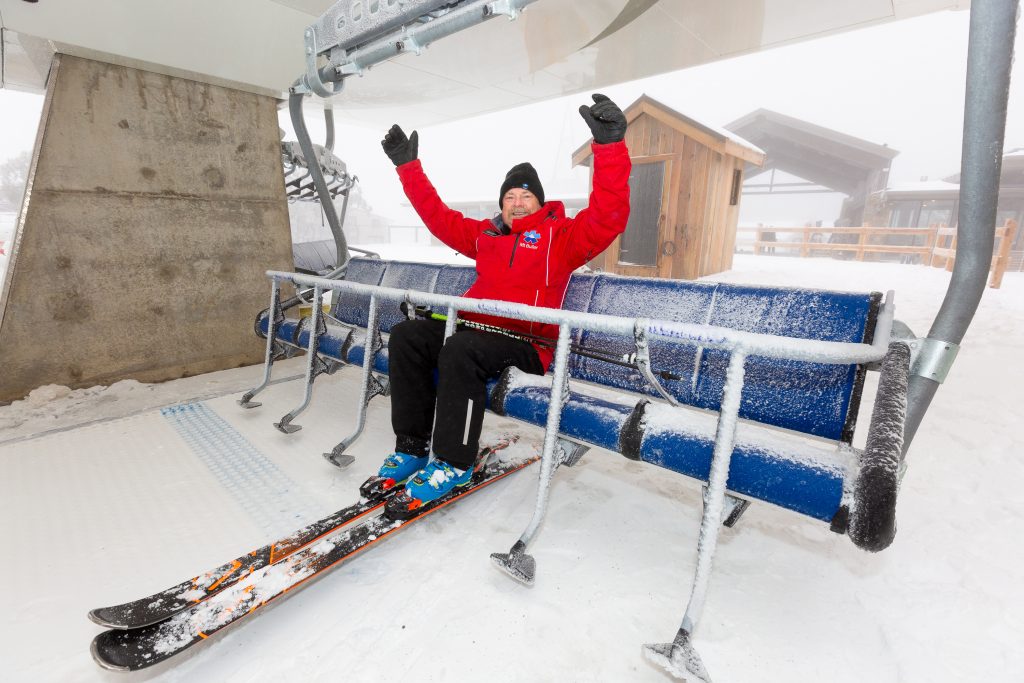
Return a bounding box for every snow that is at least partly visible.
[428,466,455,487]
[883,179,960,194]
[1,254,1022,682]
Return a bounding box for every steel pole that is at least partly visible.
[903,0,1019,453]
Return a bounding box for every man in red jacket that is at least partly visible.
[373,94,631,508]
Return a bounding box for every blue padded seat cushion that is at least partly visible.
[494,373,848,522]
[499,385,633,453]
[260,317,301,346]
[637,401,847,521]
[345,337,391,375]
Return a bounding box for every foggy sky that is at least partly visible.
[1,9,1021,226]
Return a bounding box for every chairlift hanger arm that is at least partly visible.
[295,0,538,98]
[287,0,537,273]
[901,0,1019,455]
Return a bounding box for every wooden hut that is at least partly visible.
[573,95,765,279]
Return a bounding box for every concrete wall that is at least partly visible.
[0,55,293,402]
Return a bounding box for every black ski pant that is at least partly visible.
[388,318,544,470]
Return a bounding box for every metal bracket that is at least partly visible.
[702,485,751,528]
[487,0,522,19]
[891,317,959,385]
[909,337,960,384]
[399,30,424,56]
[300,0,537,100]
[301,29,345,98]
[634,320,679,406]
[557,438,589,468]
[369,372,390,400]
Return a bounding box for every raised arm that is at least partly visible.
[382,124,483,258]
[562,95,632,266]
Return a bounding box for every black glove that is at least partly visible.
[381,124,419,166]
[578,93,627,144]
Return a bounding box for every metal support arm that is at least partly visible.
[902,0,1019,454]
[297,0,537,94]
[490,324,576,584]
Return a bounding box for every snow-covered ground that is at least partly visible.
[1,254,1021,682]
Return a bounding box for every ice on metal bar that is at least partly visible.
[309,1,456,54]
[269,271,893,367]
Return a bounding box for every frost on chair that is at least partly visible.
[237,0,1013,677]
[256,262,918,682]
[249,259,477,465]
[281,140,355,203]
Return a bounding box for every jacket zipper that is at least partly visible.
[508,234,520,268]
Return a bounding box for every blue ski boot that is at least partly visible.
[359,452,428,500]
[397,459,474,513]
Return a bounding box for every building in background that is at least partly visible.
[726,108,899,229]
[573,95,764,280]
[872,148,1024,270]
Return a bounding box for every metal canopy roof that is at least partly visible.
[1,1,967,128]
[725,108,900,195]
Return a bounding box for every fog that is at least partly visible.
[1,9,1022,231]
[283,9,1024,228]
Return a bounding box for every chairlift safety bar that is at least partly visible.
[269,271,895,367]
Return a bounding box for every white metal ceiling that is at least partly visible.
[0,0,968,126]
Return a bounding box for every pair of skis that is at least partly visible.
[89,436,532,671]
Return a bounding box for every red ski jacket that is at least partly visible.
[396,141,631,370]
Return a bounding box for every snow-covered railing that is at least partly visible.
[273,270,894,366]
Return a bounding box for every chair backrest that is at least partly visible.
[435,264,477,297]
[330,261,878,442]
[331,258,388,327]
[571,274,879,442]
[375,261,445,332]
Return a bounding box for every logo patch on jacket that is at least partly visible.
[520,230,541,249]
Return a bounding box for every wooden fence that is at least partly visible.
[737,220,1019,289]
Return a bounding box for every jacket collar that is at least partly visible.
[503,201,565,233]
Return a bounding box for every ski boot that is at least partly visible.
[385,458,476,520]
[359,452,428,501]
[383,436,520,519]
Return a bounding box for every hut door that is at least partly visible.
[611,157,673,277]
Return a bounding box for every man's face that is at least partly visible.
[501,188,542,226]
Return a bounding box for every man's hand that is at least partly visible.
[578,94,627,144]
[381,124,419,166]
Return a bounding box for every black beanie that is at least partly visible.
[498,162,545,208]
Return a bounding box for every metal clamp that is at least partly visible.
[301,29,345,98]
[487,0,522,20]
[634,320,679,406]
[909,337,960,384]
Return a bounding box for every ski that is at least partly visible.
[87,497,387,630]
[90,453,537,671]
[88,434,519,630]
